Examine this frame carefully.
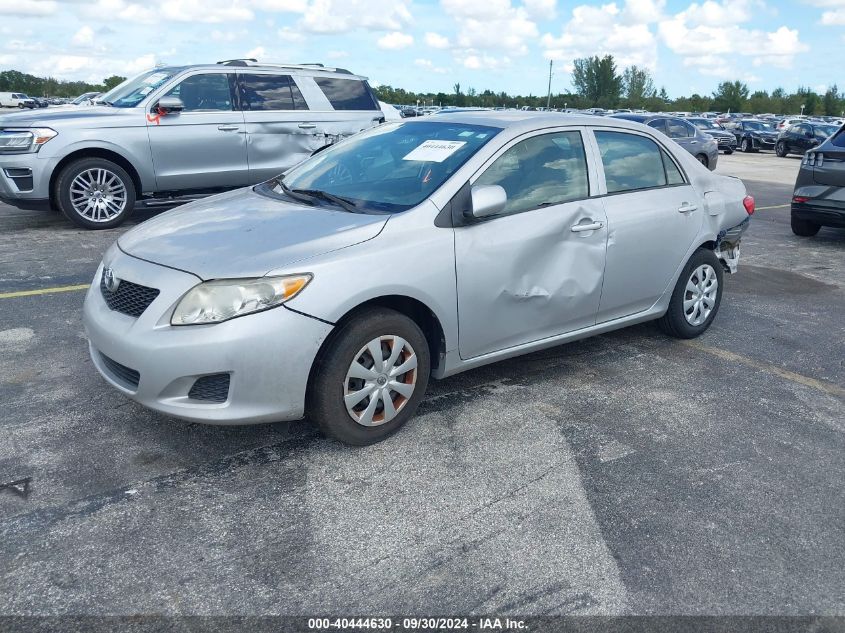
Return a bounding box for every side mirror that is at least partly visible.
[156,96,184,114]
[470,184,507,219]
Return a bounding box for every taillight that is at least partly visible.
[793,196,810,204]
[742,195,755,215]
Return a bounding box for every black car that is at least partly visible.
[723,119,779,152]
[687,117,737,154]
[31,97,50,108]
[776,121,838,157]
[790,125,845,236]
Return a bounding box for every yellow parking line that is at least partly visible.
[0,284,89,299]
[756,203,790,210]
[682,340,845,400]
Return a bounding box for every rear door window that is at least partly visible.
[595,131,668,193]
[667,120,694,139]
[314,77,379,111]
[240,74,308,111]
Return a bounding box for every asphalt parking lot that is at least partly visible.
[1,151,843,616]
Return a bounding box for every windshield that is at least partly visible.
[816,125,838,139]
[744,121,774,131]
[268,121,501,213]
[690,119,719,130]
[98,68,183,108]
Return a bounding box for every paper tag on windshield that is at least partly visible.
[403,140,466,162]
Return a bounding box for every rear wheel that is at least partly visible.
[307,308,430,445]
[695,154,709,168]
[658,249,724,339]
[55,157,136,230]
[791,214,821,237]
[776,141,788,157]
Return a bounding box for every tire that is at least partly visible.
[791,214,821,237]
[741,138,752,153]
[307,307,431,446]
[724,148,733,155]
[658,249,724,339]
[695,154,709,168]
[55,157,136,230]
[776,141,788,157]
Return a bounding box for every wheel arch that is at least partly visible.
[50,148,143,204]
[305,294,447,399]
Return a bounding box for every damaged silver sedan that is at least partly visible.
[83,112,754,445]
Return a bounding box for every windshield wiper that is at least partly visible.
[276,180,316,206]
[291,188,361,213]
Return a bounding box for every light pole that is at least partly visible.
[800,104,805,115]
[546,59,553,110]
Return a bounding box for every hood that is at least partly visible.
[118,187,390,280]
[0,105,138,128]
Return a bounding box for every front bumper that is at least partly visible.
[0,150,55,204]
[82,248,334,425]
[751,137,777,151]
[715,137,737,151]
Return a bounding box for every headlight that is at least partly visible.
[171,274,312,326]
[0,128,57,153]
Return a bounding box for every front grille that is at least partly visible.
[188,374,231,403]
[100,275,160,318]
[99,352,140,389]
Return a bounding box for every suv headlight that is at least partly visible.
[171,274,312,326]
[0,128,57,153]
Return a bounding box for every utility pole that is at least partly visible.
[546,59,553,110]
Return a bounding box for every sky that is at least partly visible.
[0,0,843,99]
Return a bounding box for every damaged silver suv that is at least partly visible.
[0,60,384,229]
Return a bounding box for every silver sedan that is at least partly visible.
[83,112,754,445]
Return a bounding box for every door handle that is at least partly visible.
[689,140,698,144]
[678,203,698,213]
[298,123,317,129]
[217,125,240,131]
[570,221,604,232]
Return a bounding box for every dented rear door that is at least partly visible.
[454,128,608,360]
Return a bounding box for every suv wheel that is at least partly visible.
[658,249,724,339]
[307,307,430,445]
[724,148,734,155]
[741,138,752,153]
[776,141,788,157]
[791,214,821,237]
[696,154,709,168]
[55,157,136,230]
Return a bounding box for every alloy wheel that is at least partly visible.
[343,335,418,427]
[69,168,128,222]
[683,264,718,326]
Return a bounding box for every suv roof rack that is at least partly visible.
[216,59,352,74]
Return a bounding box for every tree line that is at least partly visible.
[377,54,844,116]
[0,70,126,98]
[3,55,843,116]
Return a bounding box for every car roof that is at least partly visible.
[160,61,367,80]
[406,110,656,134]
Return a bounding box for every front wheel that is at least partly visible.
[55,157,136,229]
[724,148,734,155]
[741,138,752,153]
[695,154,709,168]
[658,249,724,339]
[307,308,430,445]
[776,141,788,157]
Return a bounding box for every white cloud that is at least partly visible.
[245,46,266,59]
[278,26,305,42]
[806,0,845,25]
[542,1,661,70]
[463,54,512,70]
[414,58,449,74]
[377,31,413,50]
[0,0,56,16]
[72,26,95,47]
[160,0,254,23]
[523,0,556,18]
[658,1,808,74]
[326,50,349,59]
[424,32,450,49]
[299,0,412,33]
